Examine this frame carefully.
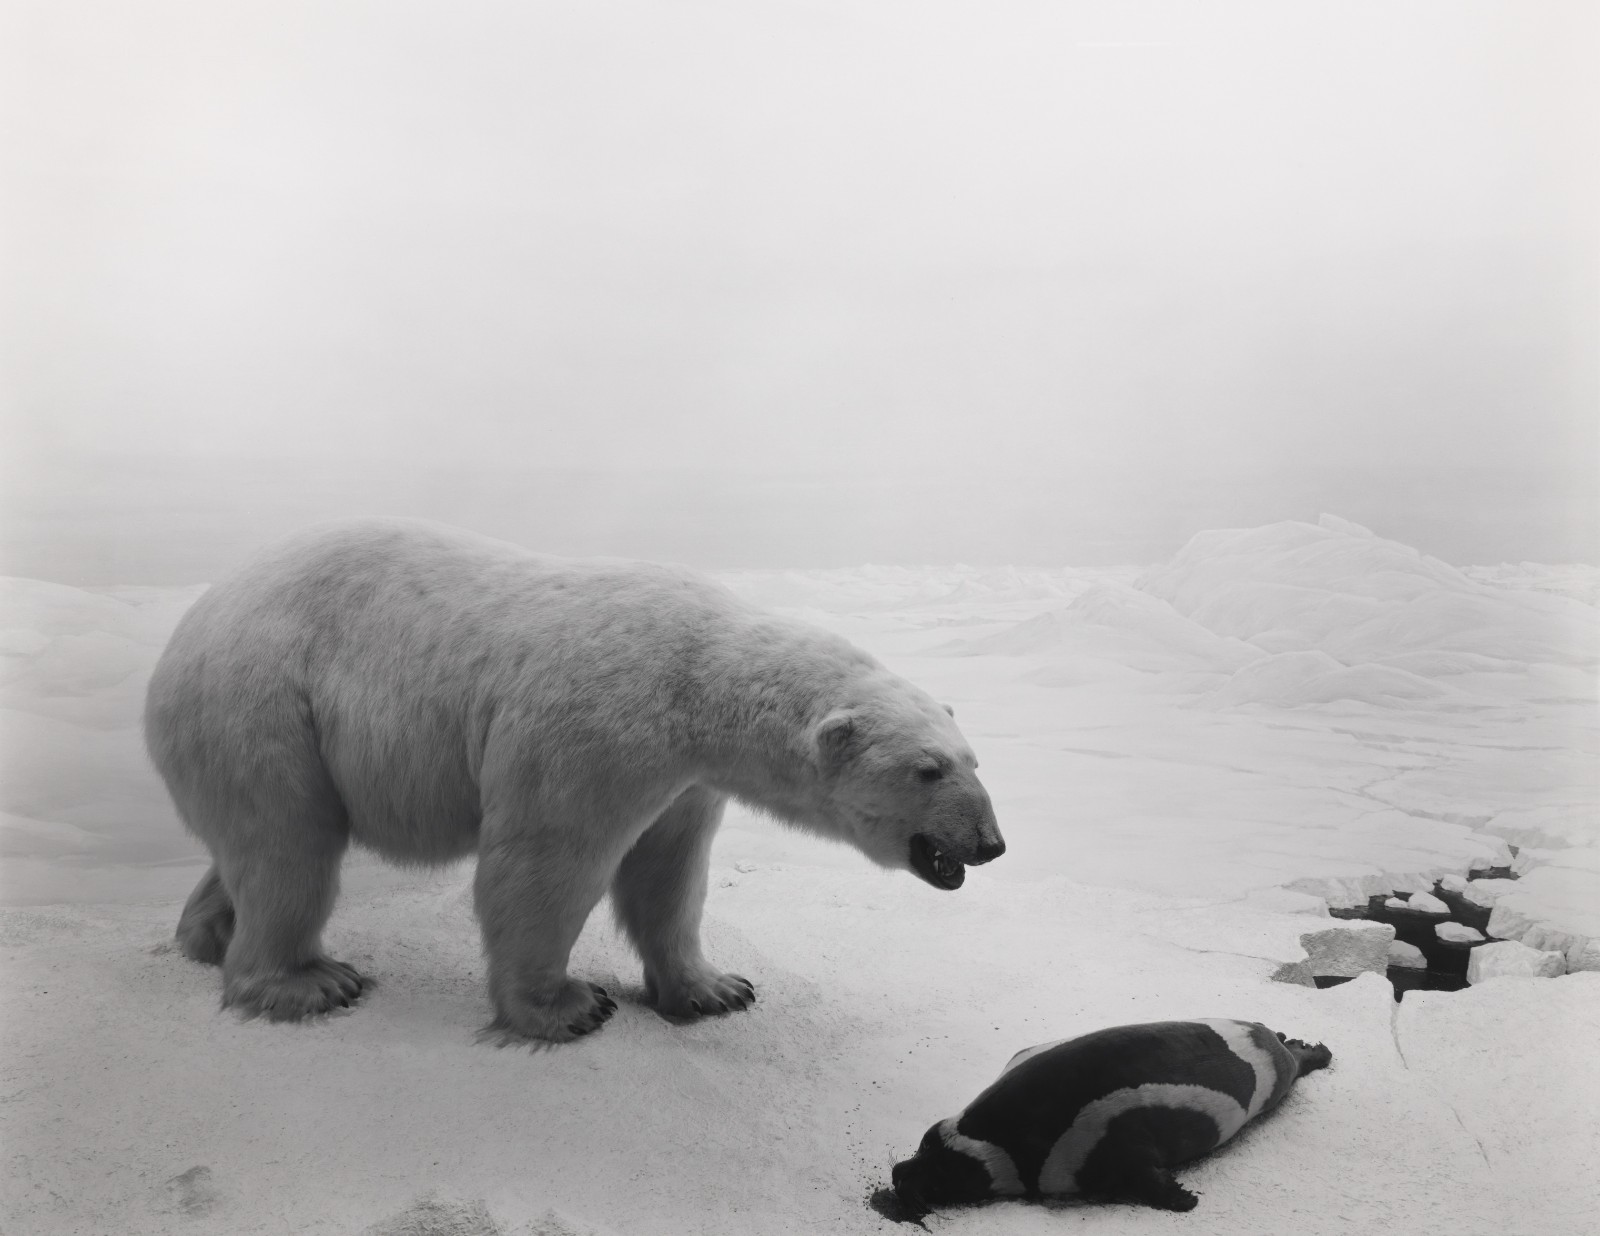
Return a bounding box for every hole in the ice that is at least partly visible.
[1323,849,1521,1000]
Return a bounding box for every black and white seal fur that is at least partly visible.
[890,1019,1332,1215]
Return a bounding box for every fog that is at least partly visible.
[4,9,1599,1230]
[3,1,1595,581]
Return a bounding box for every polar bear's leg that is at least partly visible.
[611,785,755,1020]
[474,811,619,1043]
[216,800,367,1021]
[175,864,235,965]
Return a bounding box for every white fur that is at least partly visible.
[1036,1084,1247,1195]
[937,1117,1025,1196]
[146,519,1001,1042]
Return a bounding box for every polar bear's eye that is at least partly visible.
[917,765,944,783]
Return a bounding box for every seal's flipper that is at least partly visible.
[1113,1165,1200,1212]
[1075,1153,1200,1213]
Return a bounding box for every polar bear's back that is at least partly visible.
[165,517,741,680]
[226,517,734,639]
[145,519,756,857]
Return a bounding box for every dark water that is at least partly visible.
[1326,858,1518,1000]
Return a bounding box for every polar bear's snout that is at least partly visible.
[908,782,1005,890]
[974,835,1006,863]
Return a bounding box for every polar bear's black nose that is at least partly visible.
[973,837,1006,863]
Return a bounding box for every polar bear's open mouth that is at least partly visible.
[909,833,966,890]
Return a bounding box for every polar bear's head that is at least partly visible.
[809,683,1004,890]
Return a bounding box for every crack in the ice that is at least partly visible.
[1142,936,1284,965]
[1387,999,1409,1069]
[1446,1106,1493,1170]
[1345,784,1496,829]
[1390,1001,1492,1169]
[1130,897,1247,914]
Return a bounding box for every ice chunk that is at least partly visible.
[1566,939,1600,973]
[1485,863,1600,946]
[1489,807,1598,850]
[1487,900,1536,942]
[1300,921,1395,978]
[1462,878,1518,909]
[1388,940,1427,969]
[1407,891,1449,914]
[1434,922,1484,944]
[1467,940,1566,982]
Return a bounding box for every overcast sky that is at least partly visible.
[3,1,1595,578]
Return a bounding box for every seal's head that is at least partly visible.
[890,1122,996,1218]
[1277,1033,1333,1077]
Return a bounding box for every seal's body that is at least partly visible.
[891,1019,1332,1214]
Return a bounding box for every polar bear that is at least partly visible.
[145,519,1004,1042]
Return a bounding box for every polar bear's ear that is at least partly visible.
[942,703,955,717]
[814,709,859,766]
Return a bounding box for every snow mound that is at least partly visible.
[717,565,1089,614]
[942,581,1262,672]
[1,578,204,875]
[1195,651,1464,709]
[717,565,955,613]
[1468,562,1600,607]
[920,567,1083,606]
[1140,517,1474,611]
[1323,588,1596,668]
[1373,650,1527,675]
[1137,518,1597,711]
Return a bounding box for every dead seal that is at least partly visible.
[890,1019,1332,1215]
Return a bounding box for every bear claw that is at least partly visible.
[651,969,757,1020]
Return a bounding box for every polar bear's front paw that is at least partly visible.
[484,978,617,1045]
[223,955,369,1022]
[646,967,756,1020]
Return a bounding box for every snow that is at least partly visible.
[1194,651,1465,710]
[1396,974,1600,1220]
[2,515,1597,1235]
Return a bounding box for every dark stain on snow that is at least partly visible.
[868,1186,930,1228]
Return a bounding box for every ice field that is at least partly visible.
[2,515,1597,1235]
